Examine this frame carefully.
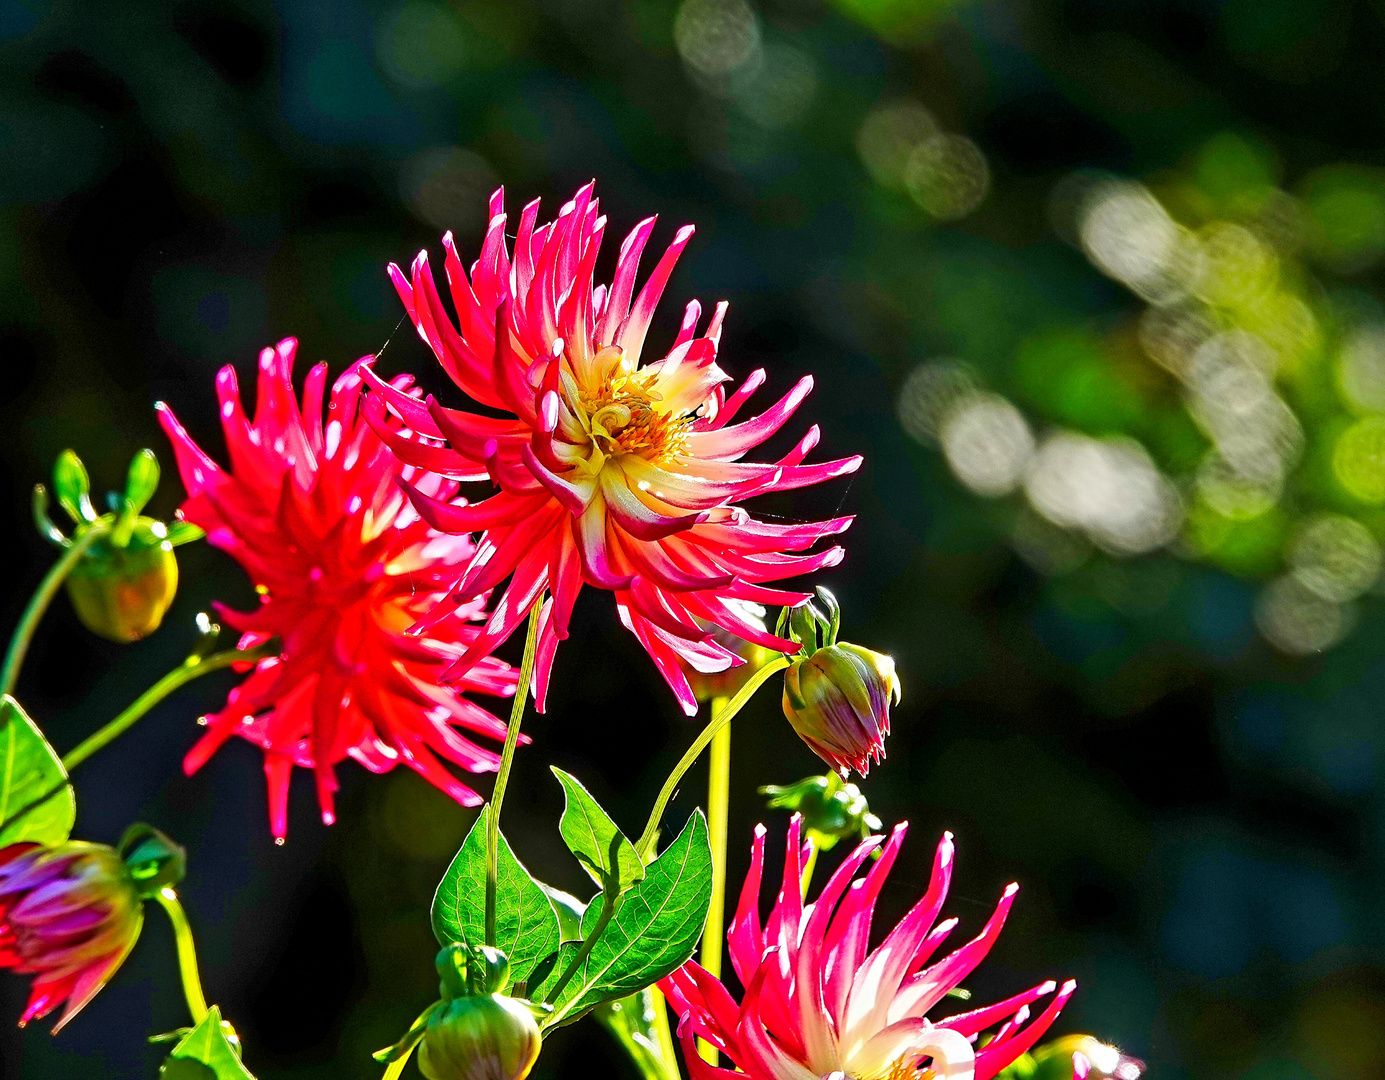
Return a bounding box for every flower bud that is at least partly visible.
[0,840,144,1030]
[759,772,882,851]
[417,947,542,1080]
[779,589,899,777]
[35,450,202,643]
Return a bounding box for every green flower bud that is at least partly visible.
[417,991,542,1080]
[759,772,882,851]
[778,589,899,777]
[64,521,180,642]
[1029,1037,1144,1080]
[117,823,187,898]
[35,450,203,643]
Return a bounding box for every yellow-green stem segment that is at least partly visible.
[381,1054,411,1080]
[636,656,789,861]
[63,645,271,771]
[155,889,208,1026]
[698,697,731,1066]
[1,521,109,698]
[486,597,544,948]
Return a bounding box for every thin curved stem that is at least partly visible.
[801,844,819,900]
[636,656,789,861]
[155,888,208,1026]
[63,645,271,771]
[544,883,618,1005]
[486,597,544,947]
[698,697,732,1065]
[0,644,272,838]
[1,521,109,698]
[648,988,679,1080]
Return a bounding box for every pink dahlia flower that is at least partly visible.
[0,842,143,1031]
[660,818,1076,1080]
[361,183,860,714]
[157,339,517,840]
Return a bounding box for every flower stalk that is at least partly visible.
[636,656,789,861]
[486,597,544,948]
[1,518,110,698]
[154,888,208,1025]
[698,697,731,1065]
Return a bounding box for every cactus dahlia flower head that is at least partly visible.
[0,842,144,1031]
[660,818,1076,1080]
[361,183,861,714]
[157,339,518,840]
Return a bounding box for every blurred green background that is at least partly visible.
[5,0,1385,1078]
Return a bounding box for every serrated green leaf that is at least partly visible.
[124,450,160,515]
[0,696,74,847]
[52,450,95,524]
[432,806,561,986]
[537,811,712,1028]
[161,1007,254,1080]
[552,768,644,892]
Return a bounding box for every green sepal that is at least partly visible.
[53,450,96,525]
[372,1001,441,1064]
[32,485,67,546]
[431,806,562,987]
[532,810,713,1029]
[165,520,206,547]
[552,767,644,893]
[124,450,160,516]
[0,695,75,847]
[118,823,187,897]
[159,1006,254,1080]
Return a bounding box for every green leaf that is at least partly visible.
[432,806,561,986]
[52,450,95,524]
[124,450,161,515]
[160,1007,254,1080]
[0,696,75,847]
[552,767,644,892]
[537,811,712,1028]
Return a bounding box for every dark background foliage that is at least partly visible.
[2,0,1383,1078]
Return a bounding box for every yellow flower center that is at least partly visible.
[560,348,697,473]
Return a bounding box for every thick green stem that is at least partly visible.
[63,645,270,771]
[486,598,544,948]
[1,522,109,698]
[698,699,732,1065]
[636,656,789,861]
[155,889,208,1026]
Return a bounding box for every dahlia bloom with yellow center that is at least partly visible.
[660,818,1076,1080]
[158,339,516,839]
[361,183,860,713]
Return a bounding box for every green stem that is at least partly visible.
[648,988,679,1080]
[486,597,544,948]
[0,644,271,838]
[698,698,732,1066]
[1,521,109,698]
[544,885,618,1005]
[381,1055,411,1080]
[63,645,271,771]
[636,656,789,861]
[155,889,208,1026]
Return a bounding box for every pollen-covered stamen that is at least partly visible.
[562,361,700,470]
